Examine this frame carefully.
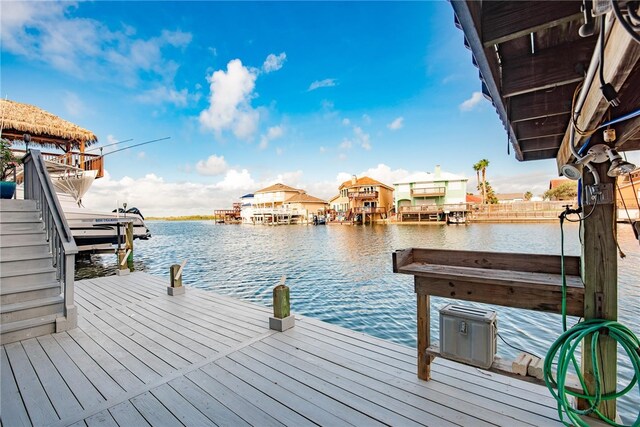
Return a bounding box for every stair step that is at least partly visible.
[1,281,61,305]
[1,255,54,275]
[0,221,44,233]
[0,231,47,245]
[0,314,59,345]
[0,266,57,287]
[0,212,41,222]
[0,243,51,258]
[1,296,64,323]
[0,199,37,212]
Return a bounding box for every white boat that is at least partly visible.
[16,162,151,251]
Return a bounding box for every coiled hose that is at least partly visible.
[543,221,640,426]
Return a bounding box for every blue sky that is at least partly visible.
[2,1,572,215]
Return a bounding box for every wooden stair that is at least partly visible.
[0,199,63,344]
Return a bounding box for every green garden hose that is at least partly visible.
[543,220,640,426]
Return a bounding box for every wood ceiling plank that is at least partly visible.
[482,1,582,47]
[509,83,578,122]
[502,37,596,98]
[516,114,570,140]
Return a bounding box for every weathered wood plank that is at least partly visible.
[79,314,171,380]
[216,356,349,426]
[509,83,577,122]
[67,326,147,391]
[107,401,150,427]
[481,1,582,46]
[150,383,216,426]
[84,409,118,427]
[267,331,559,424]
[516,114,570,141]
[21,338,84,419]
[405,248,581,275]
[200,362,315,427]
[413,274,584,317]
[4,342,58,425]
[36,335,105,409]
[185,370,283,427]
[92,310,193,369]
[417,293,430,380]
[392,248,413,272]
[130,391,182,426]
[0,346,32,427]
[233,346,394,427]
[52,332,127,399]
[168,376,250,427]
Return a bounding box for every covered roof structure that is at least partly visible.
[339,176,394,191]
[451,1,640,166]
[0,99,98,149]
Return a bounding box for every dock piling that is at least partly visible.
[168,260,187,295]
[270,276,295,331]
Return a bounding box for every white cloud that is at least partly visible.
[308,78,336,91]
[135,86,189,106]
[387,117,404,131]
[262,52,286,73]
[215,169,255,192]
[319,146,326,153]
[338,153,347,161]
[459,92,485,111]
[340,139,353,149]
[259,125,284,150]
[276,147,284,156]
[353,126,371,150]
[137,151,146,159]
[362,114,371,125]
[106,135,119,145]
[195,154,228,176]
[199,59,260,140]
[342,118,350,126]
[62,92,86,118]
[1,2,192,91]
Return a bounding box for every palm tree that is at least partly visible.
[477,159,490,204]
[524,191,533,201]
[473,162,483,203]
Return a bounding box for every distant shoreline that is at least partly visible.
[146,215,216,221]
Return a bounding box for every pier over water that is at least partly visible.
[2,272,564,426]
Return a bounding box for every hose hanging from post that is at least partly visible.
[544,210,640,427]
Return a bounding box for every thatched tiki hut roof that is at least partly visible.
[0,99,98,149]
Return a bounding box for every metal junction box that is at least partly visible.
[439,304,497,369]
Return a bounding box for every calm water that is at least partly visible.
[76,221,639,422]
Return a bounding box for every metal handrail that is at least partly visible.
[23,150,78,327]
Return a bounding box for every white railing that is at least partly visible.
[23,150,78,330]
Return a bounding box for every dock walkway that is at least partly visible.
[2,272,563,426]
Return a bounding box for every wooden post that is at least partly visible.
[167,262,186,295]
[270,276,294,331]
[417,290,431,380]
[273,278,290,319]
[125,222,134,271]
[579,162,617,419]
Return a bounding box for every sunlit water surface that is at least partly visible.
[76,221,639,422]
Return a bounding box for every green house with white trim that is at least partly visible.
[393,165,468,221]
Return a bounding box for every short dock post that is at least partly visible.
[125,222,134,271]
[168,260,187,296]
[269,276,295,331]
[417,290,431,380]
[115,223,130,276]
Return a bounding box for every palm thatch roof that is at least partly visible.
[0,99,97,149]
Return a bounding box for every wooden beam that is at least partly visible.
[482,1,582,47]
[414,276,584,317]
[510,84,577,123]
[502,37,595,97]
[579,162,618,419]
[556,17,640,170]
[516,114,570,140]
[523,149,560,161]
[520,136,563,153]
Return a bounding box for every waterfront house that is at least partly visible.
[242,183,327,224]
[332,175,394,223]
[496,193,525,203]
[393,165,467,222]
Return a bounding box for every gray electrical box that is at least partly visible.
[439,304,497,369]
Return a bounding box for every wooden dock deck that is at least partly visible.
[1,272,564,426]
